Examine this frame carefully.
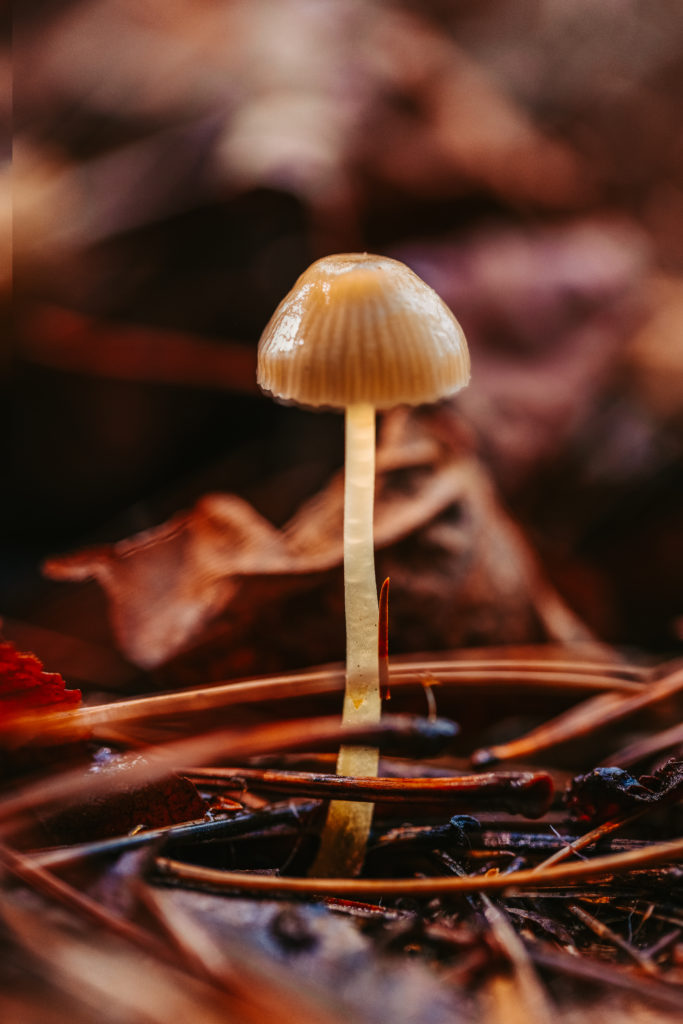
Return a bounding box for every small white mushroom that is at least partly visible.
[258,253,470,875]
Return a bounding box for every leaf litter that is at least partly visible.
[7,2,683,1021]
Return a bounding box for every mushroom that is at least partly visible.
[257,253,470,875]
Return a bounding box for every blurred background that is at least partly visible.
[5,0,683,684]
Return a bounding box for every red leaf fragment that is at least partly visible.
[0,641,82,721]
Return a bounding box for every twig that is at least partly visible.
[531,810,652,872]
[184,766,554,817]
[0,714,457,832]
[478,897,554,1024]
[28,800,322,870]
[528,943,683,1011]
[608,901,683,931]
[438,850,554,1024]
[567,901,659,975]
[372,823,641,857]
[322,896,411,921]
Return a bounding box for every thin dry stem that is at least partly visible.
[567,901,659,975]
[531,810,652,873]
[184,766,554,817]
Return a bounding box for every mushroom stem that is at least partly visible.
[341,402,381,740]
[311,402,380,876]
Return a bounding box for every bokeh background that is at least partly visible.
[6,0,683,681]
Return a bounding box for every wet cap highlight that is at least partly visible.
[257,253,470,411]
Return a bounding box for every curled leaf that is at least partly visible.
[45,411,594,671]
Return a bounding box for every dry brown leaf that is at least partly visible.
[363,8,590,207]
[45,409,592,670]
[393,220,650,490]
[45,495,292,668]
[625,276,683,423]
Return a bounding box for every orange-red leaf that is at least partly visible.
[0,641,82,721]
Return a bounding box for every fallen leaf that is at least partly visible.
[45,409,593,672]
[45,495,293,669]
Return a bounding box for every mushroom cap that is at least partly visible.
[257,253,470,410]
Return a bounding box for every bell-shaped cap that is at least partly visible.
[257,253,470,410]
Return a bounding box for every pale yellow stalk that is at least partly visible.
[311,403,380,876]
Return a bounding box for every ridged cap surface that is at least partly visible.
[257,253,470,410]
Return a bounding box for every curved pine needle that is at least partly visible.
[472,665,683,766]
[531,811,649,873]
[2,655,648,747]
[607,720,683,768]
[155,835,683,897]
